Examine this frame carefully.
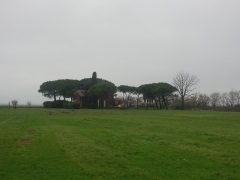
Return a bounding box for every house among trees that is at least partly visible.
[39,72,178,110]
[74,90,87,108]
[73,72,117,108]
[39,72,117,108]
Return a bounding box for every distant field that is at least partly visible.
[0,108,239,179]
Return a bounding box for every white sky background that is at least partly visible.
[0,0,240,105]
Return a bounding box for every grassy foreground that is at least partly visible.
[0,108,239,179]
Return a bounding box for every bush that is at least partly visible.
[63,102,80,109]
[43,101,54,108]
[43,101,79,109]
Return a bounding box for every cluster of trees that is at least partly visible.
[7,100,31,109]
[117,83,177,110]
[138,83,177,109]
[39,72,117,108]
[209,90,240,109]
[38,71,239,111]
[38,79,82,102]
[11,100,18,109]
[39,72,178,109]
[171,90,240,111]
[115,72,198,110]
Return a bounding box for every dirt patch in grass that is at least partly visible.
[28,129,38,135]
[20,137,33,145]
[16,137,34,148]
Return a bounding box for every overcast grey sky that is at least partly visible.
[1,0,240,104]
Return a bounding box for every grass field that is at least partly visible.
[0,108,239,179]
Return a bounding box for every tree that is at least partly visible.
[39,72,117,109]
[209,92,221,108]
[38,81,59,101]
[12,100,18,109]
[27,101,31,108]
[89,81,117,108]
[197,94,210,109]
[138,83,176,110]
[117,85,137,107]
[92,72,97,85]
[138,83,155,109]
[79,76,116,108]
[154,83,177,109]
[228,90,238,107]
[58,79,82,101]
[236,90,240,105]
[220,92,229,107]
[173,71,199,109]
[39,79,82,101]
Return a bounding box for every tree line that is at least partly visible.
[38,72,178,109]
[37,71,240,111]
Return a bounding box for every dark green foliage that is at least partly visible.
[89,81,117,98]
[89,81,117,108]
[39,79,82,101]
[39,72,117,109]
[39,73,176,110]
[78,77,108,90]
[118,85,137,107]
[43,101,54,108]
[92,72,97,85]
[43,101,79,109]
[78,75,117,108]
[138,83,176,98]
[57,79,82,100]
[138,83,177,109]
[43,100,67,108]
[118,85,137,94]
[63,102,80,109]
[38,81,59,101]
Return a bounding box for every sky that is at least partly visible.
[0,0,240,105]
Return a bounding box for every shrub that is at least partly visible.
[63,102,79,109]
[43,101,54,108]
[43,101,79,109]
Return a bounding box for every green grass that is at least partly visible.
[0,108,239,179]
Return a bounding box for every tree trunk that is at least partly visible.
[181,96,185,110]
[137,94,139,110]
[155,98,159,110]
[158,97,162,110]
[162,96,168,110]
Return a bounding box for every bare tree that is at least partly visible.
[228,90,238,107]
[209,92,221,107]
[27,101,31,108]
[220,92,229,106]
[11,100,18,109]
[173,71,199,109]
[197,93,210,109]
[236,90,240,105]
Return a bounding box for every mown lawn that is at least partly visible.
[0,108,239,179]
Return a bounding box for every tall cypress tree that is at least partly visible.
[92,72,97,85]
[90,72,98,108]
